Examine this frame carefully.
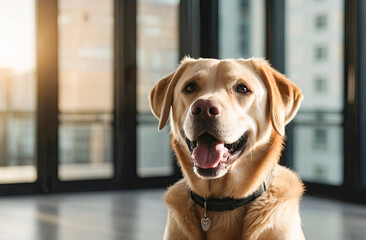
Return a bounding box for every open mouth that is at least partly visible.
[185,132,248,178]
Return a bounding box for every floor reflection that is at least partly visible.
[36,197,60,240]
[0,190,365,240]
[301,196,366,240]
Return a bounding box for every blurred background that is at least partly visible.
[0,0,365,239]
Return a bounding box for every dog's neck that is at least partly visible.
[172,129,283,199]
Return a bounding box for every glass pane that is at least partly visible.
[136,0,179,177]
[219,0,265,58]
[0,1,37,183]
[285,0,344,185]
[137,117,171,177]
[58,0,114,181]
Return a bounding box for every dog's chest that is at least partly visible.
[199,207,248,239]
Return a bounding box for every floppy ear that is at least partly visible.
[149,71,175,131]
[254,60,303,136]
[149,61,189,131]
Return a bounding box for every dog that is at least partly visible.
[150,57,305,240]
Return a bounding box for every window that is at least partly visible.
[315,15,327,30]
[315,46,327,61]
[58,0,114,181]
[314,77,327,93]
[0,0,183,195]
[313,164,328,181]
[0,0,364,197]
[0,0,37,184]
[240,0,250,9]
[136,0,179,177]
[285,0,344,186]
[219,0,265,59]
[313,128,327,150]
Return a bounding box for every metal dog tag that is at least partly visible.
[201,201,211,232]
[201,217,211,232]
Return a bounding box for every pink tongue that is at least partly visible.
[192,134,226,169]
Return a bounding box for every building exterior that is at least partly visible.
[285,0,344,185]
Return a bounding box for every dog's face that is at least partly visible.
[150,57,302,179]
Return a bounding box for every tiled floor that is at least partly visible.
[300,196,366,240]
[0,189,365,240]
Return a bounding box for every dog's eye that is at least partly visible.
[184,82,197,93]
[235,84,250,94]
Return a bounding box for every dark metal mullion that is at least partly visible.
[199,0,218,58]
[180,0,219,59]
[266,0,285,73]
[266,0,292,168]
[179,0,201,58]
[358,0,366,188]
[115,0,137,186]
[343,0,359,195]
[36,0,59,193]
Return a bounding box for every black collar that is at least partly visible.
[190,172,273,212]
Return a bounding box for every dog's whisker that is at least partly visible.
[250,141,253,167]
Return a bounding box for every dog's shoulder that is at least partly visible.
[164,178,191,209]
[269,164,305,201]
[243,165,305,239]
[164,179,204,240]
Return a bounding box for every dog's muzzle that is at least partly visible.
[185,132,248,179]
[183,98,248,178]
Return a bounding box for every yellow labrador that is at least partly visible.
[150,57,305,240]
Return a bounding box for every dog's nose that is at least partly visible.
[191,99,221,120]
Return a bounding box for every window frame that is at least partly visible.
[189,0,366,201]
[2,0,366,202]
[138,0,366,202]
[313,128,328,150]
[270,0,366,201]
[314,77,327,93]
[315,14,327,30]
[314,45,328,61]
[0,0,182,195]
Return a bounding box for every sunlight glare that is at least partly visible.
[0,0,35,73]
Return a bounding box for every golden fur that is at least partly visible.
[150,57,305,240]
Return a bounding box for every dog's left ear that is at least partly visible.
[253,59,303,136]
[149,59,190,131]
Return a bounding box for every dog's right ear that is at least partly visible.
[149,58,190,131]
[149,71,176,131]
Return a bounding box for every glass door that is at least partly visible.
[57,0,114,181]
[0,0,183,194]
[0,0,37,184]
[136,0,180,178]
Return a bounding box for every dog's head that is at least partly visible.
[150,57,302,180]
